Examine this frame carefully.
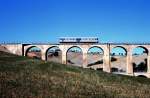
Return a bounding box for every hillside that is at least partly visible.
[1,51,150,98]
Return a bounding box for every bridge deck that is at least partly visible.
[1,42,150,45]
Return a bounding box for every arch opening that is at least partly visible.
[87,46,104,70]
[46,46,62,63]
[132,46,148,73]
[137,75,147,78]
[110,46,127,73]
[66,46,83,67]
[25,46,41,59]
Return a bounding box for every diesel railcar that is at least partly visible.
[59,37,99,43]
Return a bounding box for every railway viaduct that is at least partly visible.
[1,43,150,78]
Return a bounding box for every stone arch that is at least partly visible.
[45,46,62,63]
[25,46,41,59]
[132,46,148,55]
[110,46,127,73]
[132,46,148,72]
[87,46,104,70]
[66,46,83,67]
[87,46,104,54]
[111,46,127,55]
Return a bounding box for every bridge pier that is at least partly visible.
[60,45,67,64]
[126,47,133,75]
[83,51,88,68]
[103,44,111,73]
[41,51,46,61]
[62,51,67,64]
[147,55,150,74]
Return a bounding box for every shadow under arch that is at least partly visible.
[66,46,83,66]
[45,46,62,63]
[137,75,147,78]
[87,46,104,70]
[25,46,41,59]
[110,46,127,73]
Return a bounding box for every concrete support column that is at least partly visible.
[41,51,46,61]
[62,50,67,64]
[83,51,88,68]
[59,45,67,65]
[24,48,27,56]
[103,44,111,73]
[126,48,133,75]
[24,51,26,56]
[147,55,150,73]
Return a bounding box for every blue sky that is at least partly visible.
[0,0,150,43]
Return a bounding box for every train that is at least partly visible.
[59,37,99,43]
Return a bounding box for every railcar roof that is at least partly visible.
[59,37,98,38]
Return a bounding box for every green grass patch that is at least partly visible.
[0,51,150,98]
